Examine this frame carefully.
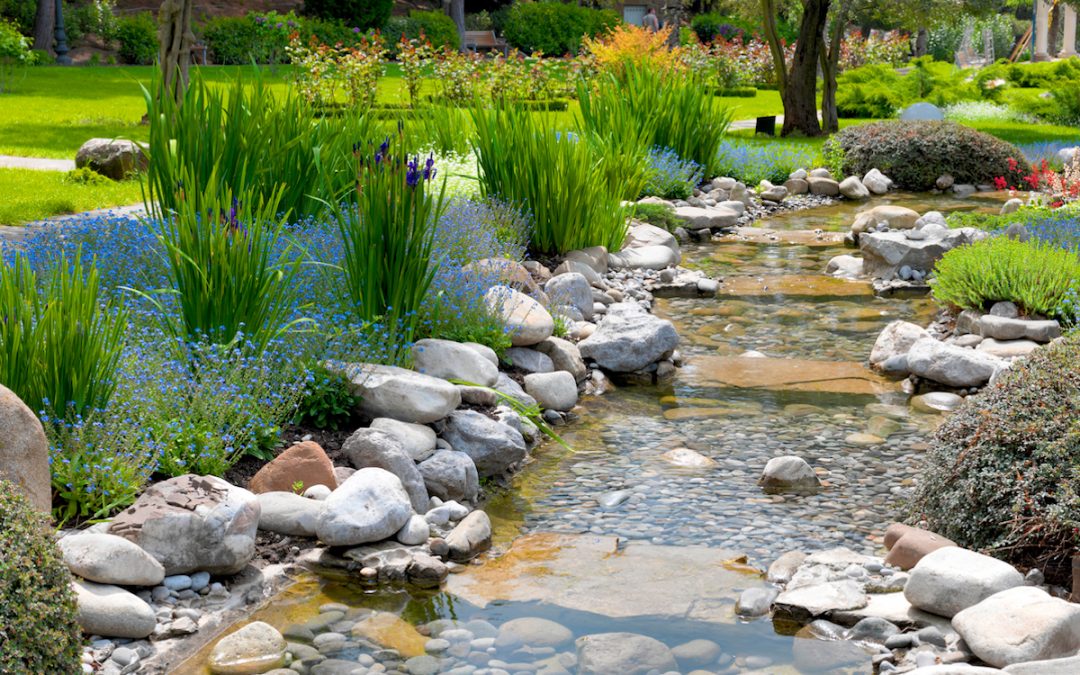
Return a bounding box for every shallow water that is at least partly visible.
[185,193,1008,675]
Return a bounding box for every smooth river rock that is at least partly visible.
[257,491,323,537]
[209,621,287,675]
[576,632,678,675]
[441,410,527,478]
[411,338,499,386]
[73,579,156,639]
[341,428,429,512]
[774,580,868,620]
[545,272,596,320]
[339,363,461,424]
[759,456,822,492]
[444,510,492,562]
[60,532,166,587]
[578,303,679,373]
[315,468,414,547]
[904,547,1025,618]
[905,337,1006,388]
[369,418,437,462]
[485,285,554,347]
[524,371,578,411]
[870,321,931,368]
[0,383,52,512]
[953,586,1080,667]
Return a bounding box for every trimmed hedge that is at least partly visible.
[384,10,460,54]
[908,335,1080,584]
[823,120,1029,191]
[502,1,618,56]
[0,479,82,673]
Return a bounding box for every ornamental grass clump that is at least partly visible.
[338,130,445,345]
[932,236,1080,320]
[0,251,127,422]
[472,104,630,254]
[908,335,1080,584]
[0,479,82,673]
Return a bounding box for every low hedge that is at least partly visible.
[823,120,1030,191]
[0,479,82,673]
[383,10,461,55]
[908,335,1080,584]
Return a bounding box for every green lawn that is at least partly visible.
[0,169,144,225]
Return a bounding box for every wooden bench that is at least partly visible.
[464,30,509,56]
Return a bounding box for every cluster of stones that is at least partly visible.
[748,524,1080,674]
[763,166,893,204]
[869,299,1063,392]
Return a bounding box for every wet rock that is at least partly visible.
[910,391,964,414]
[370,418,437,462]
[579,303,678,373]
[904,547,1025,618]
[495,617,573,649]
[342,428,428,512]
[768,551,808,584]
[60,533,166,587]
[73,580,156,639]
[445,510,492,562]
[774,580,868,619]
[884,524,956,570]
[847,616,900,642]
[412,338,499,387]
[852,205,920,234]
[257,491,323,537]
[339,362,461,424]
[793,622,874,672]
[976,315,1060,344]
[671,639,722,669]
[0,383,52,512]
[576,632,678,675]
[735,587,778,618]
[759,456,821,492]
[208,622,287,675]
[396,514,430,546]
[524,371,579,411]
[954,586,1080,668]
[75,138,147,180]
[315,468,414,547]
[826,254,864,279]
[249,441,337,495]
[417,449,480,504]
[870,321,931,369]
[485,285,554,347]
[535,337,588,382]
[109,475,259,576]
[442,410,527,478]
[906,338,1006,388]
[545,272,595,321]
[840,176,870,199]
[660,447,718,468]
[863,169,892,194]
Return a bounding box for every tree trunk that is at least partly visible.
[915,27,929,57]
[819,0,851,134]
[33,0,54,53]
[158,0,196,106]
[781,0,831,137]
[449,0,466,53]
[759,0,789,93]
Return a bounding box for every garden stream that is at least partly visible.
[180,193,1007,675]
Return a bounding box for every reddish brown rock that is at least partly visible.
[0,384,52,513]
[248,442,337,495]
[884,524,956,570]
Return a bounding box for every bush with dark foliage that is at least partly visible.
[908,336,1080,585]
[304,0,392,32]
[824,120,1030,191]
[0,479,82,673]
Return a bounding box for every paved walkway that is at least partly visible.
[0,155,76,172]
[0,204,145,245]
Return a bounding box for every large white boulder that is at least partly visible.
[441,410,527,478]
[60,533,166,587]
[608,245,680,270]
[340,363,461,424]
[859,227,986,280]
[905,337,1007,388]
[862,169,892,194]
[869,321,932,370]
[315,468,414,547]
[545,272,595,321]
[903,547,1024,618]
[578,303,679,373]
[342,428,429,512]
[953,586,1080,668]
[411,339,499,387]
[73,580,157,639]
[839,176,870,200]
[485,285,554,347]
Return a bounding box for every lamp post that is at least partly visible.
[54,0,72,65]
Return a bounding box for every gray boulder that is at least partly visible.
[495,372,537,407]
[75,138,147,180]
[563,246,609,275]
[976,315,1061,343]
[862,169,892,194]
[411,339,498,387]
[870,321,931,369]
[417,449,479,504]
[535,336,588,382]
[859,227,986,280]
[59,533,166,587]
[953,586,1080,667]
[0,383,51,512]
[339,363,461,424]
[208,621,287,675]
[673,205,739,231]
[545,272,595,320]
[578,303,679,373]
[369,418,437,462]
[316,468,414,547]
[257,491,324,537]
[524,371,578,411]
[839,176,870,199]
[441,410,527,478]
[760,185,789,202]
[851,205,921,235]
[904,547,1024,618]
[576,632,678,675]
[784,178,809,195]
[1004,654,1080,674]
[109,475,259,576]
[485,285,554,347]
[445,510,492,562]
[905,338,1006,388]
[759,456,821,492]
[73,580,156,638]
[341,429,429,512]
[396,514,430,546]
[808,176,841,196]
[505,347,555,374]
[608,245,680,270]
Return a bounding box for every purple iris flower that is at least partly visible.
[422,154,436,180]
[405,156,421,187]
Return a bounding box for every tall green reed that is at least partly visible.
[336,129,446,346]
[0,250,127,421]
[471,103,632,254]
[577,63,733,176]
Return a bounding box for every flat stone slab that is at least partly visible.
[830,592,953,632]
[718,275,873,298]
[444,533,764,625]
[723,228,847,247]
[685,356,901,396]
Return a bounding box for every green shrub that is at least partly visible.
[0,0,35,32]
[201,16,274,65]
[0,17,31,93]
[824,120,1029,191]
[1049,82,1080,127]
[472,104,629,254]
[384,10,461,54]
[115,12,158,65]
[0,251,127,422]
[632,202,681,232]
[835,59,979,119]
[690,13,761,43]
[503,1,618,56]
[944,207,1058,231]
[932,236,1080,319]
[908,335,1080,583]
[0,479,82,673]
[295,363,360,430]
[304,0,391,31]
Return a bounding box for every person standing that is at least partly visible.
[642,7,660,32]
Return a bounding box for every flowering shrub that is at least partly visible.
[944,101,1034,124]
[642,147,703,200]
[708,35,783,88]
[993,157,1080,207]
[838,30,910,70]
[582,24,678,74]
[287,32,387,108]
[0,17,32,91]
[432,47,484,104]
[398,34,432,106]
[714,139,818,186]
